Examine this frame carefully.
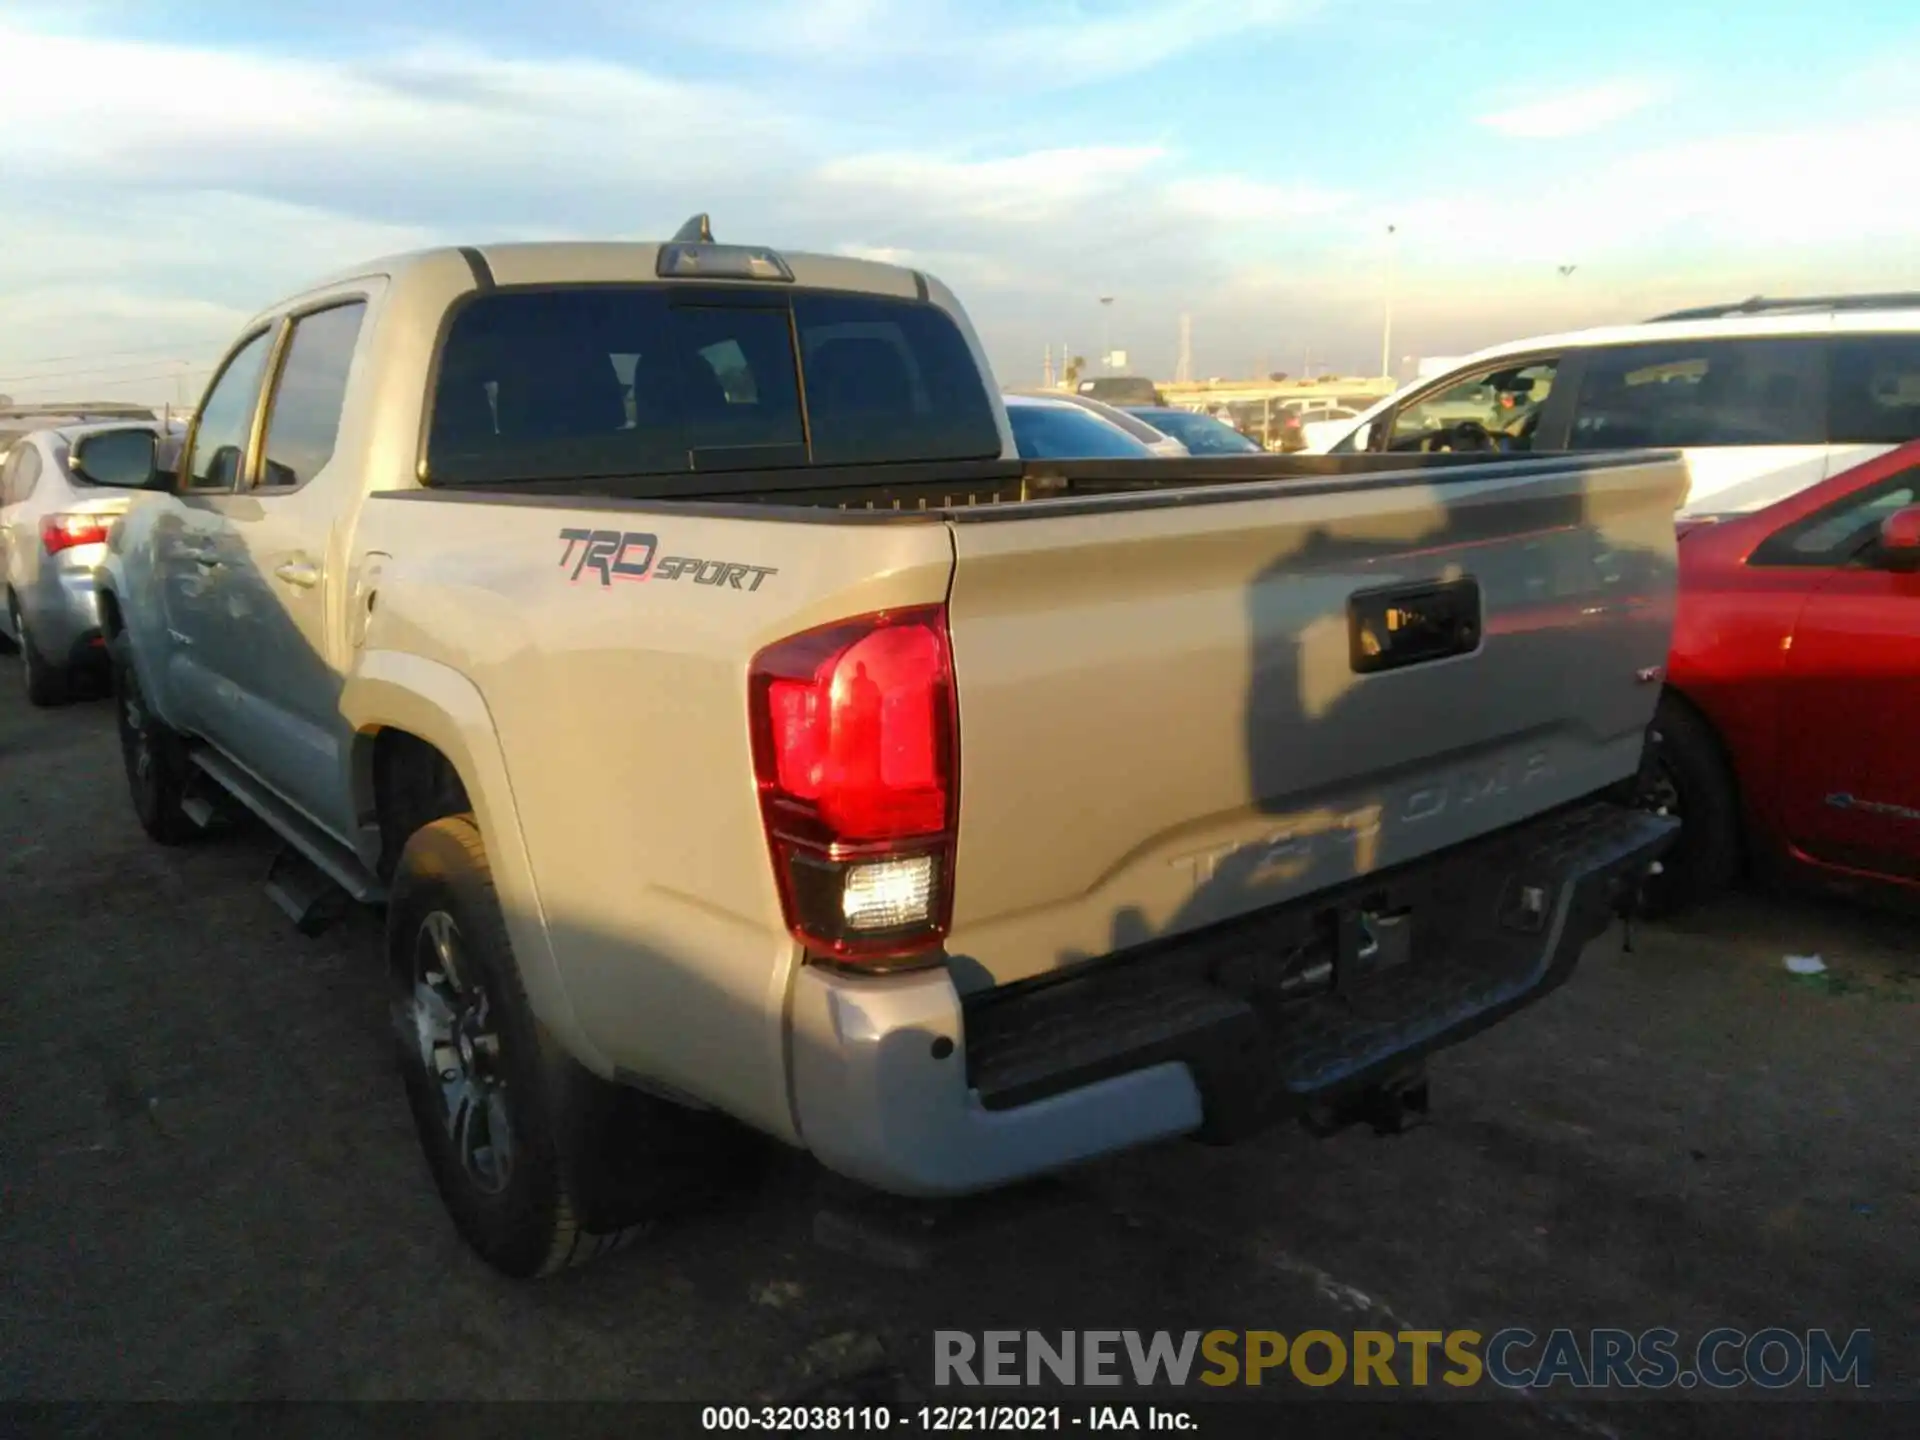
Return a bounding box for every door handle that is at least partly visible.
[274,559,320,589]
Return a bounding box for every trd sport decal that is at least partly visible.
[557,528,778,592]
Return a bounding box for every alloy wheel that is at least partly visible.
[407,910,516,1195]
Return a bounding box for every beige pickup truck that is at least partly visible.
[90,220,1684,1277]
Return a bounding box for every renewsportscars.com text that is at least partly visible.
[934,1328,1872,1392]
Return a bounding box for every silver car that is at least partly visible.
[0,418,178,705]
[1007,389,1189,456]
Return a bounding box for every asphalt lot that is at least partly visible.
[2,673,1915,1436]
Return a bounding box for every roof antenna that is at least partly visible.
[670,213,714,244]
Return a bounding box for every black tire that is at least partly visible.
[1635,693,1742,917]
[387,815,759,1278]
[110,637,200,844]
[11,596,68,708]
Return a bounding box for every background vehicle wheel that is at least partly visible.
[1635,694,1741,918]
[11,597,68,708]
[111,639,199,844]
[388,815,761,1279]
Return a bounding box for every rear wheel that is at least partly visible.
[1634,694,1742,917]
[388,815,759,1278]
[11,596,68,708]
[111,638,199,844]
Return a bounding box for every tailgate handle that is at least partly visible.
[1348,577,1482,675]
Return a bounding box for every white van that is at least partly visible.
[1325,295,1920,514]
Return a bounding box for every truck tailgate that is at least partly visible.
[941,453,1685,992]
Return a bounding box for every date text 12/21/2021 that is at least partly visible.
[701,1405,1196,1432]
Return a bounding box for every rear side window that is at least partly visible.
[1828,335,1920,445]
[425,285,1000,486]
[260,302,367,489]
[1569,339,1825,449]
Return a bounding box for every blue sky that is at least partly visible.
[3,0,1918,402]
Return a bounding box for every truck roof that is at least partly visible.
[270,239,935,325]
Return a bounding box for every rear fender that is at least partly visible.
[341,649,610,1077]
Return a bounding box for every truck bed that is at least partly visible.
[376,448,1684,1015]
[417,448,1667,517]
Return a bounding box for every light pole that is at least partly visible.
[1099,296,1115,372]
[1380,223,1397,382]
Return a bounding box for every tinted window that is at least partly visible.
[1828,335,1920,445]
[184,330,274,492]
[674,306,805,458]
[795,293,1000,465]
[260,302,366,489]
[1753,467,1920,567]
[1006,403,1153,459]
[425,286,1000,485]
[1570,339,1825,449]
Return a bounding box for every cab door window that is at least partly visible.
[258,302,367,490]
[180,329,275,493]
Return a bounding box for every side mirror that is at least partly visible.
[69,428,162,489]
[1878,505,1920,572]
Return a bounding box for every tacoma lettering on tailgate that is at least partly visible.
[1171,751,1556,886]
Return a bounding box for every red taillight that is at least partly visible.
[42,514,113,555]
[749,605,958,968]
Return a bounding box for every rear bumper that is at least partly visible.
[23,563,107,662]
[789,800,1675,1197]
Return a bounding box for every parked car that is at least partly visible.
[1328,294,1920,514]
[0,417,181,704]
[94,221,1680,1278]
[1003,392,1156,458]
[1297,406,1365,454]
[1009,389,1187,456]
[1075,375,1164,406]
[1633,437,1920,914]
[1122,405,1263,455]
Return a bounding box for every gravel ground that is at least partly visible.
[2,674,1914,1437]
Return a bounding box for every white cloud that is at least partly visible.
[1392,110,1920,266]
[655,0,1325,89]
[1165,176,1351,223]
[0,21,811,215]
[816,146,1167,224]
[3,15,1919,396]
[1477,79,1662,139]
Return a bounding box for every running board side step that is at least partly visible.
[186,748,387,932]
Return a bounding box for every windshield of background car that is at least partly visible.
[1007,403,1154,459]
[1137,408,1261,454]
[424,286,1003,485]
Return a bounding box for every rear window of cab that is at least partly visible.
[423,286,1003,486]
